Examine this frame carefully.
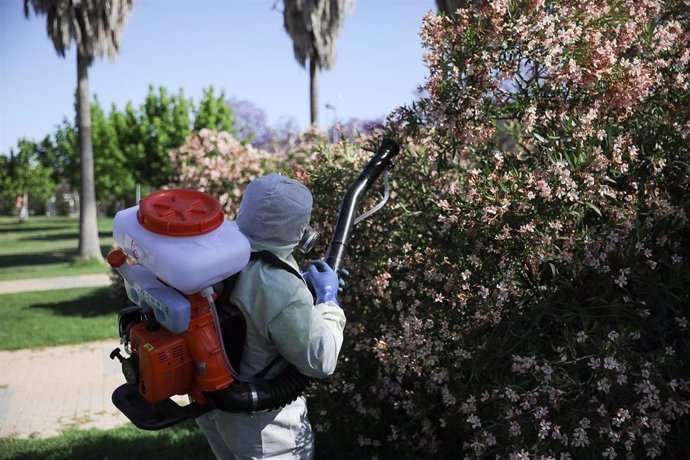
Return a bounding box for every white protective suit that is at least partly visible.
[196,173,347,460]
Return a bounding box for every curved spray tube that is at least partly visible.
[325,138,400,273]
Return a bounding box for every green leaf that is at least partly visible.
[585,202,602,216]
[533,132,547,143]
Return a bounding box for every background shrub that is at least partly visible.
[168,128,269,217]
[302,1,690,458]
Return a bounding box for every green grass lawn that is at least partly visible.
[0,286,119,350]
[0,421,212,460]
[0,216,114,281]
[0,217,208,451]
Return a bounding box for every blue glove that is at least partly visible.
[308,260,340,305]
[302,267,347,291]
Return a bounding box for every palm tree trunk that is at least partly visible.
[309,58,319,127]
[77,50,103,261]
[436,0,468,16]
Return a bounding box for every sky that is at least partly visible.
[0,0,436,155]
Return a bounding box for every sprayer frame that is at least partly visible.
[112,139,400,429]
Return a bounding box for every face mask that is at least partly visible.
[296,225,319,254]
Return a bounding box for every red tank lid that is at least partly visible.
[137,189,224,236]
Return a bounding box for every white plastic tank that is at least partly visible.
[112,189,251,295]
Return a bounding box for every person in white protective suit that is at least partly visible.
[196,173,346,459]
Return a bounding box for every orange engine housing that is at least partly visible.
[129,292,233,405]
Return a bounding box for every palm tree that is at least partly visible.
[436,0,467,16]
[24,0,134,261]
[283,0,353,127]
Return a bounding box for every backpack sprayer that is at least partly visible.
[108,139,399,430]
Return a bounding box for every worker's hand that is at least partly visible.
[337,268,349,292]
[303,268,347,291]
[308,260,340,305]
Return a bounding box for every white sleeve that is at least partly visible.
[268,292,346,379]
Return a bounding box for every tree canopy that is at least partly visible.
[9,85,239,214]
[283,0,353,125]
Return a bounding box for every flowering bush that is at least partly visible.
[168,128,271,217]
[302,1,690,458]
[167,127,326,214]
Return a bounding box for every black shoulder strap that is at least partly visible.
[216,250,306,379]
[217,251,304,307]
[250,250,305,284]
[249,251,307,378]
[217,272,241,310]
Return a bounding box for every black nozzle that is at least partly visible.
[324,139,400,274]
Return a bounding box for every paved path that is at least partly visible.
[0,340,130,438]
[0,274,188,439]
[0,273,110,295]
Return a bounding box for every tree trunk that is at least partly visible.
[309,58,319,127]
[19,191,29,222]
[76,51,103,261]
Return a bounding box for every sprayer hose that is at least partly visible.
[204,365,311,412]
